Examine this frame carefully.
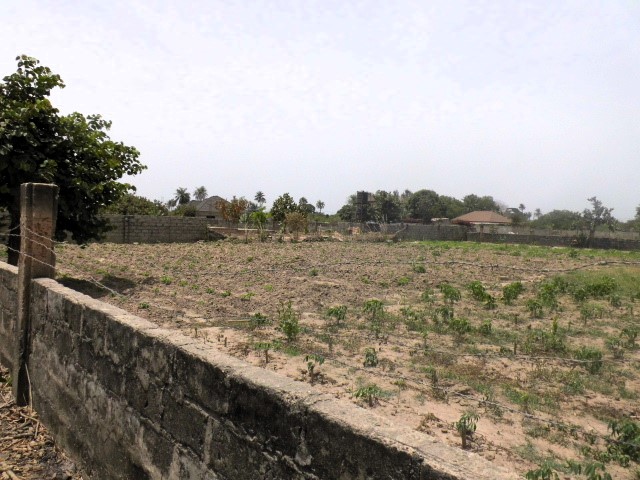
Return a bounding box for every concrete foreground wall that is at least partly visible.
[0,261,517,479]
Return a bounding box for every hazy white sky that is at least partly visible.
[2,0,639,219]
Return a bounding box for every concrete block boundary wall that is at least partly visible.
[0,261,518,479]
[99,215,640,250]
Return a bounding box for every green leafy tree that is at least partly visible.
[337,194,375,222]
[193,186,208,201]
[254,191,266,207]
[0,55,144,265]
[530,210,583,230]
[298,197,315,216]
[438,195,465,219]
[285,211,308,240]
[102,193,168,216]
[462,194,500,213]
[372,190,402,223]
[249,207,270,241]
[173,187,191,206]
[582,196,616,246]
[270,193,298,222]
[315,200,325,214]
[407,189,442,223]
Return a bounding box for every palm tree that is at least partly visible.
[193,186,208,201]
[315,200,325,214]
[174,187,191,206]
[255,191,266,206]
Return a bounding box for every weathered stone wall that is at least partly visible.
[0,262,18,369]
[393,224,468,242]
[96,215,640,250]
[0,260,516,479]
[102,215,209,243]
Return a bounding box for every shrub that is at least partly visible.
[478,319,492,336]
[363,347,379,367]
[574,346,603,374]
[455,412,479,449]
[608,418,640,463]
[468,281,488,302]
[526,299,544,318]
[354,383,384,407]
[537,282,559,311]
[363,299,385,337]
[278,301,300,341]
[421,288,435,304]
[326,305,347,324]
[449,317,472,337]
[439,283,461,304]
[502,282,524,305]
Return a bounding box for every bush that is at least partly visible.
[608,418,640,463]
[439,283,461,304]
[278,301,300,341]
[574,346,603,374]
[363,347,379,367]
[502,282,524,305]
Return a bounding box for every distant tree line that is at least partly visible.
[336,189,503,223]
[102,185,640,236]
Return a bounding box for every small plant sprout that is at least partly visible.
[455,411,479,450]
[326,305,347,325]
[254,342,272,364]
[304,353,325,383]
[363,347,379,367]
[354,383,384,407]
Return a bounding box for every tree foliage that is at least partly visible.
[530,210,583,230]
[582,196,616,245]
[462,194,500,213]
[0,55,145,264]
[285,211,308,240]
[193,186,208,201]
[102,193,168,216]
[217,196,248,224]
[407,189,441,222]
[270,193,299,222]
[298,197,316,216]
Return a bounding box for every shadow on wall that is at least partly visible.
[57,275,136,299]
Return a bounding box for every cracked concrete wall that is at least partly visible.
[0,261,517,479]
[0,262,18,369]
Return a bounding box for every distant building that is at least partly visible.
[188,196,229,219]
[451,211,512,226]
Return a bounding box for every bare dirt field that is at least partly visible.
[48,236,640,479]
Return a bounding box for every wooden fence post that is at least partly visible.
[13,183,58,406]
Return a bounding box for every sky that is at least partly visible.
[2,0,639,219]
